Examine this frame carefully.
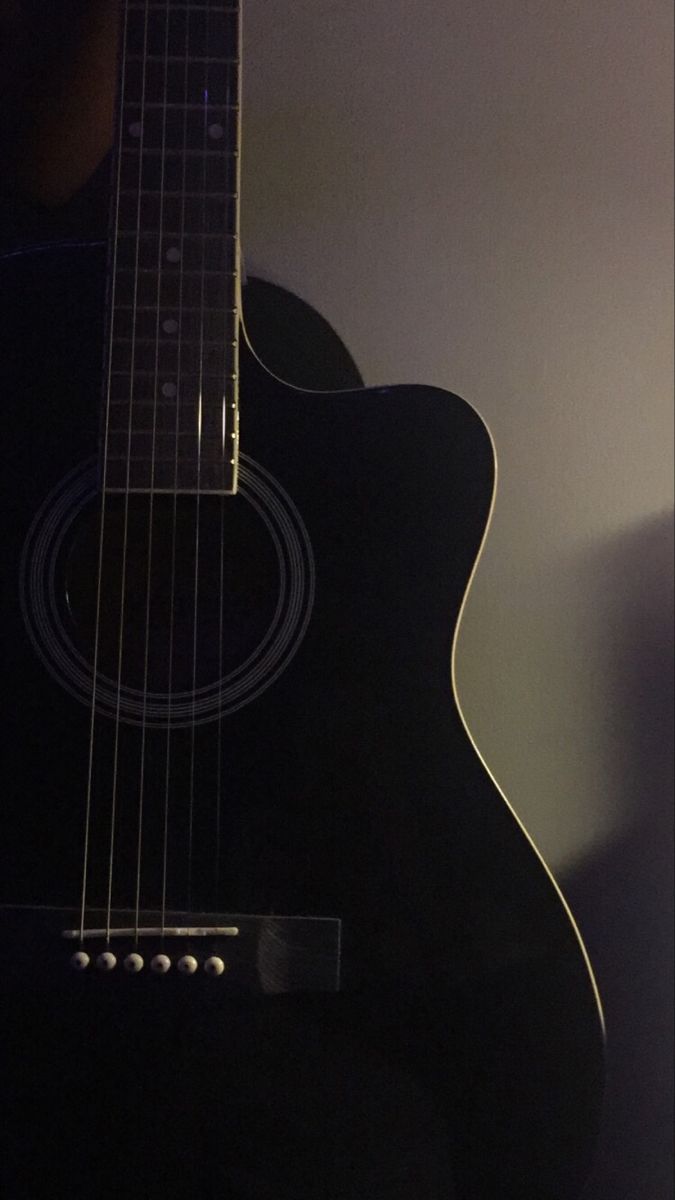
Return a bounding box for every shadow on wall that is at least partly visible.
[563,511,674,1200]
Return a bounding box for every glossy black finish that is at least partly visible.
[0,246,603,1199]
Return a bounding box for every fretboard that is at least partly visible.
[104,0,241,495]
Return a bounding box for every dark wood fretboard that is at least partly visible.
[104,0,241,494]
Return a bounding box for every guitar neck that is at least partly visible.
[104,0,242,495]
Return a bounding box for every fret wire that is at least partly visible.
[114,305,238,312]
[111,370,234,377]
[114,336,228,344]
[122,148,238,157]
[127,55,239,64]
[110,406,235,413]
[116,233,238,240]
[127,4,239,9]
[107,436,227,446]
[117,267,236,275]
[117,231,236,237]
[119,191,238,199]
[127,5,239,9]
[124,102,239,110]
[107,489,238,496]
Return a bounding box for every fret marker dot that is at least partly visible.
[129,122,142,138]
[162,319,178,334]
[208,123,224,140]
[166,247,181,263]
[162,382,177,397]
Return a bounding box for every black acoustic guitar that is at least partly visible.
[0,4,604,1198]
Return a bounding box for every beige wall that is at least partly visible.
[240,2,673,1191]
[241,0,673,870]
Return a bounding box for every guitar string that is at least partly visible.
[214,10,226,907]
[161,0,189,938]
[104,0,151,944]
[133,0,172,944]
[78,0,131,943]
[215,9,239,907]
[215,494,225,907]
[185,3,211,915]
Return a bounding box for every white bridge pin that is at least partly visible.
[96,951,117,972]
[151,954,171,975]
[177,955,198,975]
[70,951,90,971]
[204,956,226,977]
[124,953,144,973]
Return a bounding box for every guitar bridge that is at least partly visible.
[61,910,342,992]
[0,907,341,994]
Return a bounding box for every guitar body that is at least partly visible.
[1,246,603,1199]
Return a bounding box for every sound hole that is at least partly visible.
[66,494,280,699]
